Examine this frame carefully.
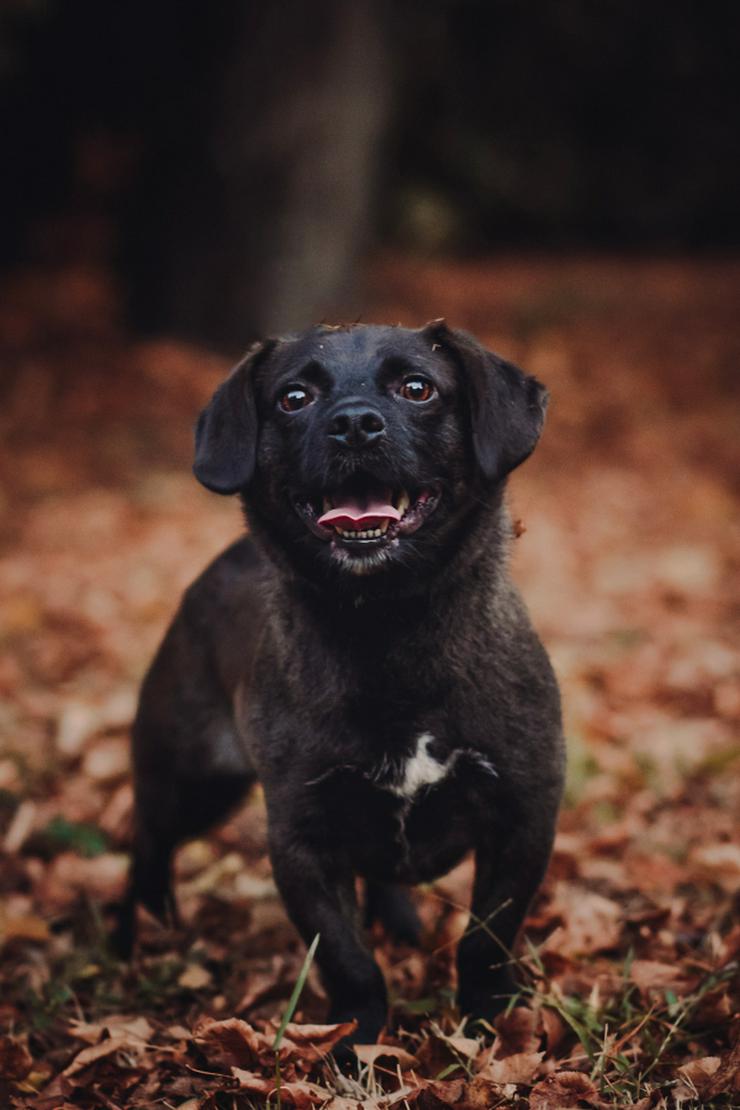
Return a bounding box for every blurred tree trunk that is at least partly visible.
[126,0,390,351]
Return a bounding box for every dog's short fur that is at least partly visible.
[118,321,564,1046]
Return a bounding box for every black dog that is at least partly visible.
[118,321,564,1046]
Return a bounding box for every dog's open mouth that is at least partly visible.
[294,477,440,550]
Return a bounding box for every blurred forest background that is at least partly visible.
[0,2,738,1107]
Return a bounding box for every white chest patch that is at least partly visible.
[388,733,457,800]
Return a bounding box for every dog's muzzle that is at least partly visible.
[293,476,440,557]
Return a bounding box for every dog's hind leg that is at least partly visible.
[112,819,179,958]
[365,881,422,946]
[114,715,256,957]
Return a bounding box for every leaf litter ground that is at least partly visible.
[0,254,738,1107]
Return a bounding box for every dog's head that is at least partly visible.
[194,322,547,583]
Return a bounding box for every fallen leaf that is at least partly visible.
[492,1007,540,1057]
[68,1015,154,1046]
[529,1070,602,1108]
[81,735,129,783]
[46,851,128,902]
[235,958,286,1012]
[691,842,740,890]
[198,1016,357,1068]
[464,1076,517,1107]
[178,963,212,990]
[406,1076,467,1106]
[2,799,37,853]
[278,1020,359,1062]
[480,1050,544,1085]
[232,1067,331,1107]
[195,1016,266,1067]
[0,1034,33,1080]
[434,1032,480,1060]
[353,1043,419,1069]
[0,912,50,946]
[704,1041,740,1098]
[676,1055,722,1099]
[62,1026,154,1078]
[629,959,695,995]
[540,1007,567,1054]
[543,886,622,956]
[55,701,102,757]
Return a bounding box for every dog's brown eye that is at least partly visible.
[279,386,313,413]
[399,377,435,403]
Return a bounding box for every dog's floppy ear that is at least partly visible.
[193,339,276,494]
[421,319,548,482]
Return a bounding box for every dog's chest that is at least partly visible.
[375,732,462,800]
[307,730,498,881]
[351,732,497,881]
[370,731,497,799]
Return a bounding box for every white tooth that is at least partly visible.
[378,519,389,534]
[396,492,410,517]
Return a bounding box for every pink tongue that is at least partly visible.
[318,495,401,529]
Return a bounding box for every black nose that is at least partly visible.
[328,400,386,448]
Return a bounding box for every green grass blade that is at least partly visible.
[273,933,320,1051]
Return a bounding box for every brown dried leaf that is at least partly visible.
[177,963,212,990]
[543,887,622,956]
[628,959,694,995]
[480,1050,544,1085]
[0,1034,33,1081]
[61,1015,155,1080]
[232,1067,331,1107]
[279,1020,359,1061]
[676,1056,722,1099]
[719,922,740,964]
[704,1041,740,1098]
[492,1006,540,1057]
[529,1070,602,1109]
[462,1076,517,1107]
[198,1016,357,1068]
[353,1043,419,1069]
[81,735,129,783]
[235,958,286,1012]
[437,1034,480,1060]
[62,1034,152,1078]
[0,912,50,945]
[68,1015,154,1045]
[540,1007,567,1054]
[2,799,37,854]
[407,1077,467,1106]
[196,1016,267,1067]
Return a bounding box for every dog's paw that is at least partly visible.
[457,967,519,1034]
[328,1001,386,1069]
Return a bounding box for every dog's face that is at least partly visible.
[194,322,548,583]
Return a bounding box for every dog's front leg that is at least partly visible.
[268,820,387,1046]
[457,807,557,1026]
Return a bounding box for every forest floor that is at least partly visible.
[0,252,738,1108]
